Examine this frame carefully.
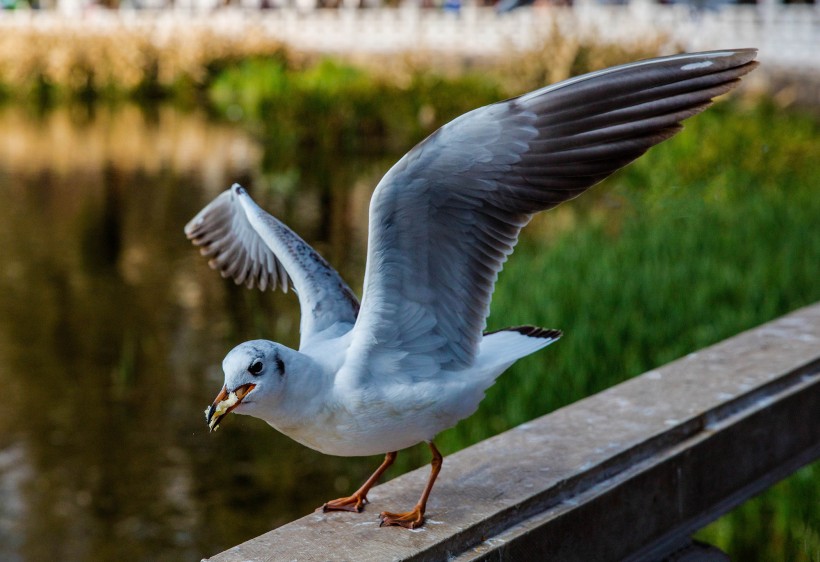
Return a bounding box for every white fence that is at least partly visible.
[4,3,819,71]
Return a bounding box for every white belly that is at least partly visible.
[274,375,488,457]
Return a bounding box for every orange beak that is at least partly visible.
[204,383,256,432]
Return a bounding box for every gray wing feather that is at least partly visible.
[185,185,360,343]
[349,49,757,374]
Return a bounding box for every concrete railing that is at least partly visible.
[204,302,820,561]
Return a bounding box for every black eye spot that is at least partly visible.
[248,361,264,375]
[275,356,285,376]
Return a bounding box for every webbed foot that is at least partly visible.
[320,493,367,513]
[378,507,425,529]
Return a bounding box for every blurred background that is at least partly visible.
[0,1,817,561]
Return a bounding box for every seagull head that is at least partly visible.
[205,340,287,432]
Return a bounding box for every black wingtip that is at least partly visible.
[484,325,562,339]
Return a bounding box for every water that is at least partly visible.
[4,99,815,561]
[0,103,392,561]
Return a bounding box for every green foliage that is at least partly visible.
[696,464,820,562]
[428,99,819,437]
[208,56,505,158]
[210,58,819,556]
[6,28,816,556]
[427,100,819,558]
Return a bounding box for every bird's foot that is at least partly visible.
[378,507,425,529]
[320,493,368,513]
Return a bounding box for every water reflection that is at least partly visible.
[0,103,390,561]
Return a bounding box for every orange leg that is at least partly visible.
[321,451,397,513]
[379,441,442,529]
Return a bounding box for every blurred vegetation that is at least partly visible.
[1,20,816,559]
[489,25,670,94]
[0,18,668,101]
[205,29,670,152]
[0,21,289,104]
[209,51,819,558]
[0,19,667,143]
[207,57,505,156]
[435,99,820,560]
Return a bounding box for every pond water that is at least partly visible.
[4,99,815,561]
[0,103,398,561]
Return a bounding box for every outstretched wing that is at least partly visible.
[346,49,758,378]
[185,184,360,345]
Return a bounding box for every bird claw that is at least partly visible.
[320,494,367,513]
[378,508,425,529]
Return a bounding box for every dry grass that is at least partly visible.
[339,23,672,98]
[0,15,289,99]
[0,12,673,101]
[492,21,675,96]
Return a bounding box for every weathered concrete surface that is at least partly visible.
[204,303,820,562]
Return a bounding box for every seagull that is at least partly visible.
[187,49,757,529]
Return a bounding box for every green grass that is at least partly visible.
[217,59,818,555]
[205,54,820,557]
[421,99,820,559]
[8,35,816,556]
[211,59,819,555]
[430,98,819,436]
[221,62,819,555]
[208,57,505,157]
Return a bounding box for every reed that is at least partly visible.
[0,18,288,101]
[490,21,673,95]
[0,15,668,114]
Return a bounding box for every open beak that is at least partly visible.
[205,383,256,432]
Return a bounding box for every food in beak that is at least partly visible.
[205,383,256,432]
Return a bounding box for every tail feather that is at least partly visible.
[484,325,563,340]
[477,325,562,374]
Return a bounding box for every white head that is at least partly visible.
[205,339,288,431]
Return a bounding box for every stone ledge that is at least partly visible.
[205,302,820,562]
